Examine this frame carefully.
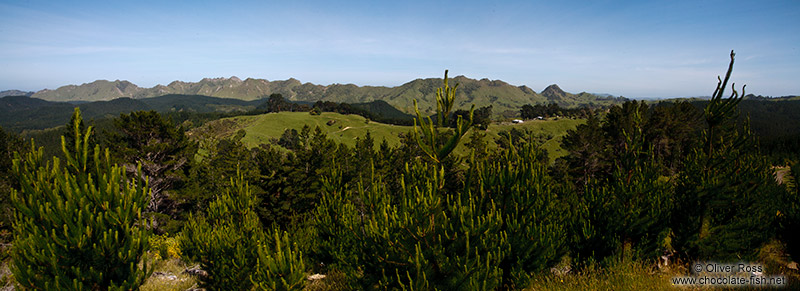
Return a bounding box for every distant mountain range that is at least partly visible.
[0,90,34,97]
[7,76,629,116]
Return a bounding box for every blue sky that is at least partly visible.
[1,0,798,98]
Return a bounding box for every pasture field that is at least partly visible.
[194,112,584,160]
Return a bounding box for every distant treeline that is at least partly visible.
[253,93,416,125]
[684,99,800,163]
[520,103,598,119]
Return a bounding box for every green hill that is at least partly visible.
[191,112,584,160]
[138,94,263,113]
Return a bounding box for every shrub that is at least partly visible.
[10,108,150,290]
[150,234,183,260]
[180,169,306,290]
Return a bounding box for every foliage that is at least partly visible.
[149,234,183,260]
[10,108,150,290]
[570,106,672,263]
[0,126,24,236]
[313,71,574,290]
[672,51,783,261]
[452,105,492,130]
[315,159,506,290]
[413,70,474,164]
[260,126,340,227]
[106,110,197,234]
[467,136,572,288]
[779,158,800,260]
[559,113,608,189]
[180,169,306,290]
[181,130,260,217]
[520,103,596,120]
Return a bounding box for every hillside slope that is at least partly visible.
[191,111,583,160]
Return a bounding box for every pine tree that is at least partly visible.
[10,108,150,290]
[315,159,506,290]
[672,51,783,260]
[412,70,474,164]
[466,135,572,288]
[571,106,672,262]
[106,110,197,234]
[180,168,306,290]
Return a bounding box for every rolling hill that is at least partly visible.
[25,76,629,116]
[190,111,584,160]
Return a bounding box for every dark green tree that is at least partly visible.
[0,126,24,242]
[559,113,609,189]
[262,93,289,113]
[452,105,491,130]
[10,108,150,290]
[779,158,800,259]
[571,107,672,263]
[261,126,338,226]
[466,135,572,288]
[182,130,259,215]
[106,110,197,233]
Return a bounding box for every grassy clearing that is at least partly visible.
[195,112,583,161]
[464,118,584,160]
[139,255,198,291]
[238,112,406,149]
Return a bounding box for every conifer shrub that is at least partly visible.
[10,108,151,290]
[571,107,673,263]
[779,159,800,260]
[150,234,183,260]
[672,51,784,261]
[180,169,306,290]
[315,159,506,290]
[466,136,573,288]
[314,71,573,289]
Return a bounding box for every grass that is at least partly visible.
[193,112,583,161]
[139,254,198,291]
[527,257,678,291]
[526,241,800,291]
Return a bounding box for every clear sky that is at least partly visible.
[1,0,798,98]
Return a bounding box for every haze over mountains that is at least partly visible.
[1,76,628,115]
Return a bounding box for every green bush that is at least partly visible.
[180,169,306,290]
[10,108,150,290]
[466,136,572,288]
[571,107,672,263]
[315,159,505,290]
[150,234,183,260]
